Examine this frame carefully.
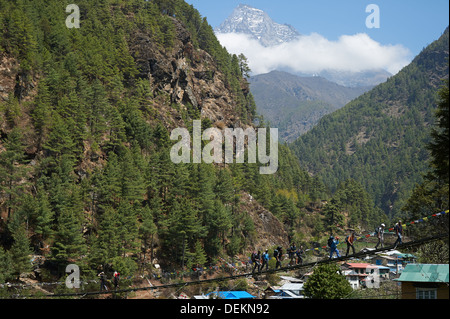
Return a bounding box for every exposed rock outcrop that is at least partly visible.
[130,17,247,131]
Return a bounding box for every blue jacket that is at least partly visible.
[330,239,339,249]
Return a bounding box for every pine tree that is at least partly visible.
[32,80,52,149]
[322,200,343,236]
[33,185,54,247]
[402,79,450,243]
[193,164,215,220]
[139,205,157,265]
[0,247,13,283]
[428,80,449,184]
[3,6,37,72]
[42,113,76,159]
[237,54,251,79]
[190,240,207,268]
[88,79,110,139]
[214,168,235,206]
[51,208,85,263]
[0,127,29,219]
[159,197,206,266]
[95,152,122,212]
[117,201,139,257]
[89,206,121,267]
[119,146,146,203]
[205,200,232,256]
[10,224,32,279]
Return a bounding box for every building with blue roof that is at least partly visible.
[193,291,255,299]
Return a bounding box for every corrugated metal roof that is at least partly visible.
[226,291,255,299]
[212,291,255,299]
[198,291,256,299]
[395,264,449,283]
[345,263,377,268]
[280,283,304,291]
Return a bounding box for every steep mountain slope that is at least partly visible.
[0,0,326,288]
[249,71,369,141]
[215,4,300,47]
[290,27,449,217]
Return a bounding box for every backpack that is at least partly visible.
[327,237,334,247]
[345,235,349,244]
[374,227,379,235]
[273,249,279,258]
[251,253,257,262]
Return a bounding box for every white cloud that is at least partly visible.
[216,32,412,76]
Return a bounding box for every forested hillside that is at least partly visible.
[249,70,369,142]
[291,27,449,218]
[0,0,329,286]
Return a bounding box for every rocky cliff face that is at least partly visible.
[127,17,289,247]
[240,193,289,250]
[0,54,17,102]
[131,17,248,131]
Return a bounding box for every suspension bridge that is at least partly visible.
[37,232,448,298]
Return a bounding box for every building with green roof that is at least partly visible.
[395,264,449,299]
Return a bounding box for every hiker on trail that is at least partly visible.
[274,246,283,269]
[113,271,120,290]
[261,249,270,272]
[328,236,341,259]
[345,232,356,257]
[289,243,297,266]
[375,223,386,249]
[98,271,107,292]
[296,246,304,265]
[393,220,403,249]
[251,251,261,274]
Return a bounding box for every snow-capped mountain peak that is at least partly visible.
[215,4,300,47]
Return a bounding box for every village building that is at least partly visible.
[193,291,256,299]
[341,262,390,289]
[264,276,304,299]
[369,250,417,273]
[394,264,449,299]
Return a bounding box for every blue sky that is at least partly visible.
[186,0,449,59]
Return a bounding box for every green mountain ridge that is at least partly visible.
[290,26,449,217]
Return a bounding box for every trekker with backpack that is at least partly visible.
[113,271,120,290]
[375,223,385,249]
[274,246,283,269]
[288,243,297,266]
[296,246,304,265]
[345,232,356,257]
[251,251,261,274]
[328,236,341,259]
[393,221,403,249]
[261,249,270,272]
[98,271,107,292]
